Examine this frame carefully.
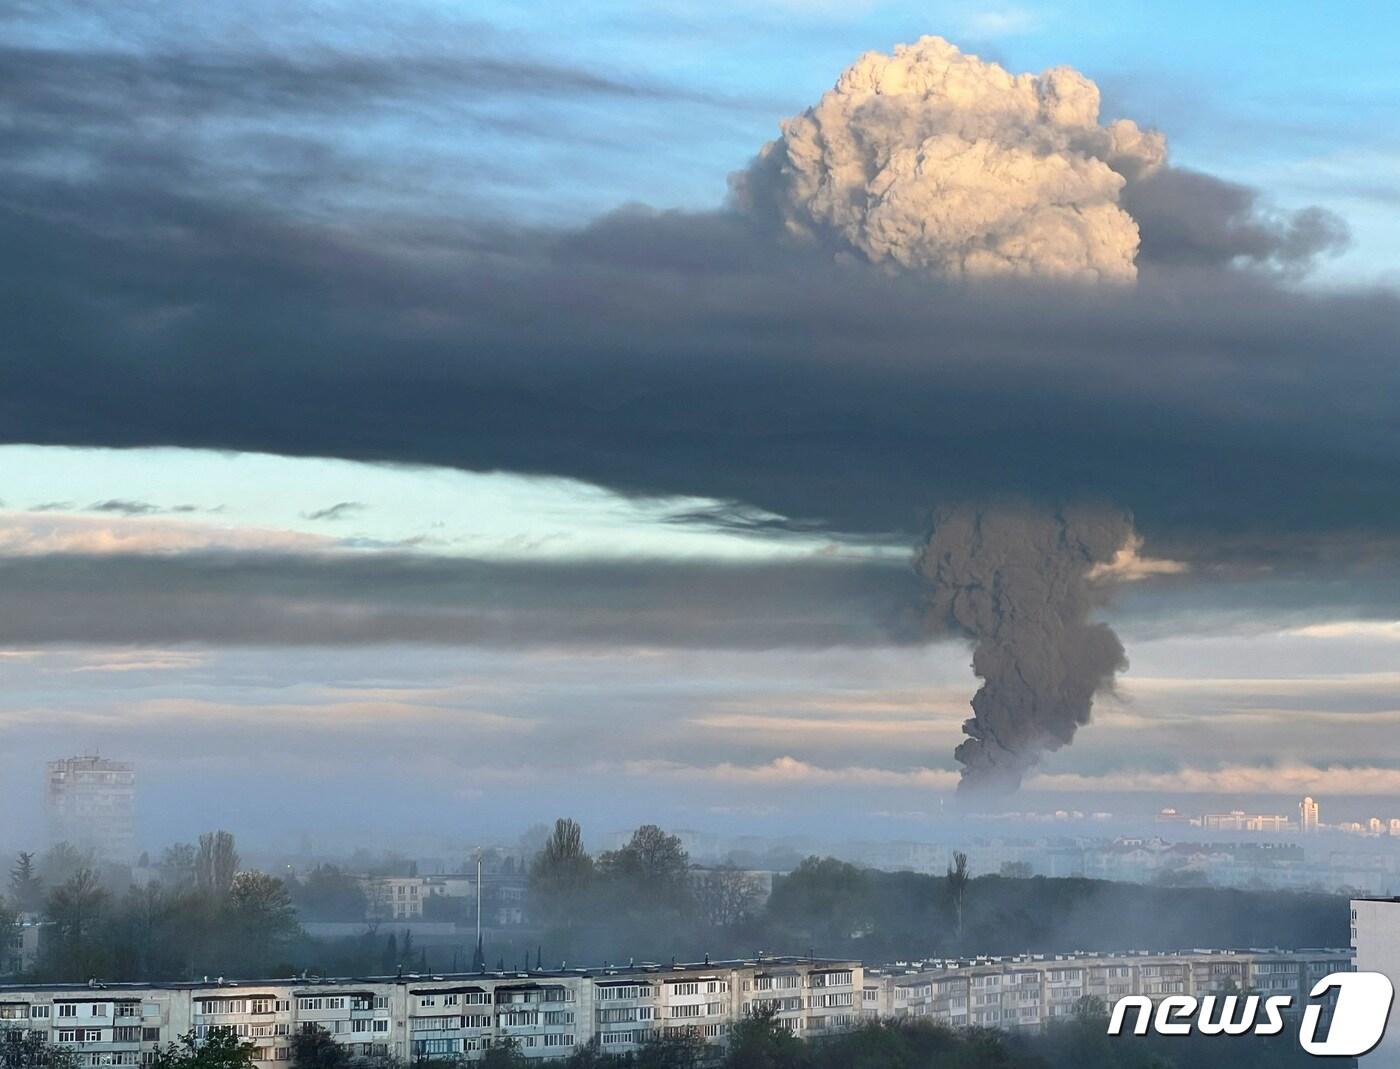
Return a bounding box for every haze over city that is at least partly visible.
[2,0,1399,854]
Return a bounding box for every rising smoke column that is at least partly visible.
[916,504,1132,793]
[733,36,1166,281]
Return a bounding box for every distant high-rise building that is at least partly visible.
[45,754,137,861]
[1300,795,1320,833]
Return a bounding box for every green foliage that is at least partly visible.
[767,857,872,945]
[195,833,239,899]
[33,831,305,983]
[288,1026,347,1069]
[529,819,595,927]
[0,1030,80,1069]
[479,1039,528,1067]
[37,845,91,890]
[288,866,368,923]
[9,854,44,913]
[150,1029,257,1069]
[946,852,970,941]
[597,826,690,908]
[724,1008,809,1069]
[0,903,18,975]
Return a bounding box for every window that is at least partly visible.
[58,1006,78,1019]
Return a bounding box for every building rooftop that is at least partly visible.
[0,956,859,995]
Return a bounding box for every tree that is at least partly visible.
[159,845,198,889]
[290,865,367,922]
[529,818,594,925]
[9,853,44,913]
[195,833,239,899]
[767,858,870,945]
[479,1039,528,1068]
[693,867,764,928]
[43,869,108,978]
[724,1008,806,1069]
[0,1031,79,1069]
[151,1029,257,1069]
[228,872,299,969]
[946,851,969,940]
[597,825,689,907]
[380,933,398,974]
[289,1026,347,1069]
[0,903,19,975]
[37,844,90,889]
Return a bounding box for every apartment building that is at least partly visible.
[861,948,1353,1032]
[45,756,137,862]
[0,958,861,1066]
[361,875,527,926]
[1351,897,1400,1065]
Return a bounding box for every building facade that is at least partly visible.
[862,948,1353,1033]
[1351,897,1400,1065]
[45,756,137,862]
[0,958,860,1066]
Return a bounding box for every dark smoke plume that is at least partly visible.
[917,503,1132,793]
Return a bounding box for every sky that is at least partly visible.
[2,0,1399,854]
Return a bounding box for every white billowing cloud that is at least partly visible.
[1086,535,1189,582]
[733,35,1166,281]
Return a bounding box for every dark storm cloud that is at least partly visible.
[0,553,919,648]
[0,16,1395,577]
[2,182,1396,567]
[1125,167,1351,272]
[0,42,722,123]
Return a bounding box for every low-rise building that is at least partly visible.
[0,957,860,1065]
[862,947,1353,1034]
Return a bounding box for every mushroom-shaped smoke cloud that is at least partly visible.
[733,36,1166,281]
[917,504,1134,794]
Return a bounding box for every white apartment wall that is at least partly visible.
[1352,899,1400,1067]
[0,960,864,1066]
[861,949,1354,1035]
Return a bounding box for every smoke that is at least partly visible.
[732,35,1166,282]
[916,504,1133,793]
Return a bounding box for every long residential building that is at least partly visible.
[0,948,1355,1065]
[0,957,861,1066]
[861,947,1353,1031]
